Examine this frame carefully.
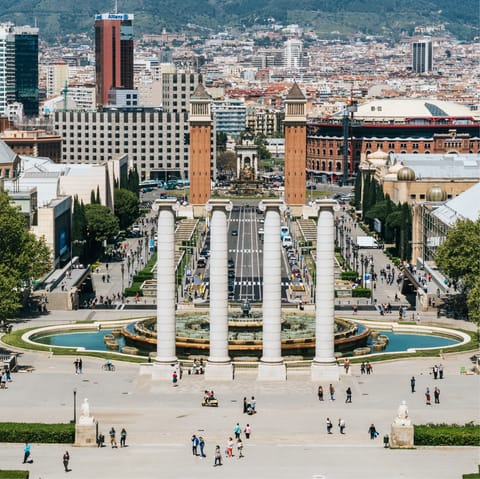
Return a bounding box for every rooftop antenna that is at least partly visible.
[114,0,118,14]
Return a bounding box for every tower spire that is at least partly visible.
[114,0,118,14]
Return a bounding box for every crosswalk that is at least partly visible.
[204,280,291,287]
[228,249,262,253]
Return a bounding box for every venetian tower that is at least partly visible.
[189,83,213,216]
[284,83,306,215]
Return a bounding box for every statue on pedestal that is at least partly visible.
[394,400,411,426]
[79,398,95,425]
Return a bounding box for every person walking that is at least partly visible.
[244,424,251,439]
[329,383,335,401]
[243,397,248,413]
[214,445,222,466]
[78,358,83,374]
[425,387,431,405]
[345,387,352,403]
[22,442,31,463]
[434,387,440,404]
[120,428,127,447]
[439,364,444,379]
[199,436,206,457]
[338,418,346,434]
[63,451,70,472]
[237,438,244,458]
[172,370,178,387]
[368,424,378,440]
[234,422,241,439]
[227,437,234,457]
[326,417,333,434]
[109,427,117,448]
[317,385,324,401]
[191,434,199,456]
[74,358,79,374]
[410,376,416,393]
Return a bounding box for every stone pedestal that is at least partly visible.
[205,361,234,381]
[74,422,97,447]
[390,423,414,448]
[311,361,340,381]
[152,361,178,381]
[257,362,286,381]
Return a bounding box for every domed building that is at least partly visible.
[306,98,480,181]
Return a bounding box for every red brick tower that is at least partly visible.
[189,83,213,215]
[284,83,307,211]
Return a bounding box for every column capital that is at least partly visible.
[259,199,286,213]
[206,199,233,213]
[154,199,179,213]
[314,199,339,213]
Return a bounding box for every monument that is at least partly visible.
[390,400,414,448]
[74,398,97,447]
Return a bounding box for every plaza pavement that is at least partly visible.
[0,322,478,479]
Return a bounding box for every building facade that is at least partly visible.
[0,24,16,116]
[412,38,433,74]
[94,13,134,107]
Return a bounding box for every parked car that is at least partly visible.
[228,258,235,269]
[228,270,235,279]
[231,229,238,236]
[197,256,207,268]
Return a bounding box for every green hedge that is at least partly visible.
[133,271,154,282]
[351,287,371,298]
[0,423,75,444]
[0,472,29,479]
[124,286,143,297]
[341,271,358,281]
[414,423,480,446]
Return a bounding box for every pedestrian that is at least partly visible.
[317,385,324,401]
[120,428,127,447]
[172,370,178,386]
[243,396,248,413]
[74,358,79,374]
[366,362,373,374]
[109,427,117,448]
[434,387,440,404]
[326,417,333,434]
[425,387,431,405]
[227,437,234,457]
[343,358,350,374]
[102,274,105,283]
[234,422,241,439]
[250,396,256,414]
[329,383,335,401]
[345,387,352,403]
[23,442,31,463]
[237,438,244,458]
[199,436,206,457]
[63,451,70,472]
[368,424,378,440]
[78,358,82,374]
[360,362,366,375]
[191,434,199,456]
[383,434,390,448]
[433,365,438,380]
[1,371,7,389]
[338,418,346,434]
[439,364,444,379]
[214,445,222,466]
[244,424,251,439]
[410,376,416,393]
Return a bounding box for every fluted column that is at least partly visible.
[205,199,233,381]
[153,199,179,380]
[311,199,339,381]
[258,200,286,380]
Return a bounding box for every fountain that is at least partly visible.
[121,309,370,360]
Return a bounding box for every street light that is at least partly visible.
[370,261,375,304]
[360,253,364,287]
[121,262,125,300]
[71,388,77,424]
[364,256,369,289]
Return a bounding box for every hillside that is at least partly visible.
[0,0,477,41]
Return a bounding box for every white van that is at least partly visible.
[282,235,293,248]
[280,226,290,239]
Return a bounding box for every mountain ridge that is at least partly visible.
[0,0,477,41]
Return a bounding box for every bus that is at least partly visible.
[176,179,190,189]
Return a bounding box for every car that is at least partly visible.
[228,270,235,279]
[197,256,207,268]
[231,229,238,236]
[228,258,235,269]
[258,227,264,236]
[307,184,317,190]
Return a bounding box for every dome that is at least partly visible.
[397,167,415,181]
[426,185,447,202]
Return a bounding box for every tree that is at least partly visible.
[84,204,119,258]
[216,131,228,152]
[114,188,139,229]
[0,190,51,321]
[435,218,480,323]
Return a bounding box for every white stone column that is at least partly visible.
[258,200,286,380]
[152,199,179,380]
[311,199,339,381]
[205,199,233,381]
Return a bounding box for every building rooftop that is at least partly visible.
[432,182,480,226]
[286,82,305,101]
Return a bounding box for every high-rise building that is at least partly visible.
[14,26,39,116]
[46,61,69,98]
[284,39,303,70]
[94,12,134,107]
[0,23,17,116]
[412,38,433,74]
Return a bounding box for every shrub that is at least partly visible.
[0,423,75,444]
[133,272,154,282]
[124,286,143,297]
[341,271,358,281]
[0,472,29,479]
[414,423,480,446]
[351,287,371,298]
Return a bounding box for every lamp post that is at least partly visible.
[360,253,364,287]
[71,388,77,424]
[121,262,125,300]
[370,261,375,304]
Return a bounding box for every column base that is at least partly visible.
[310,360,339,381]
[205,361,233,381]
[257,361,286,381]
[152,359,178,381]
[74,422,97,447]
